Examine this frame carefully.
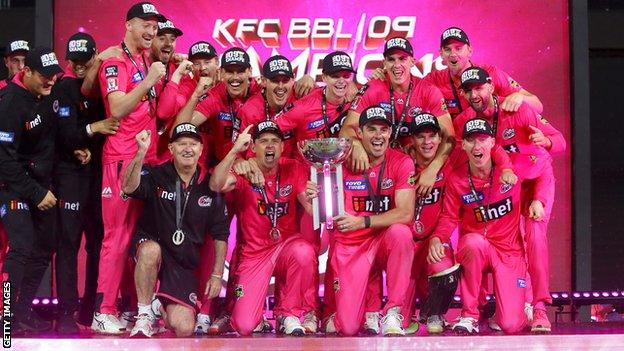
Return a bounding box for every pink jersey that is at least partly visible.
[239,91,297,158]
[350,76,447,147]
[0,79,7,91]
[338,148,416,245]
[434,162,545,254]
[423,62,521,119]
[195,80,260,163]
[98,47,157,163]
[454,102,566,167]
[274,88,350,162]
[231,158,307,257]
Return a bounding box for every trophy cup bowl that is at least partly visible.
[298,138,353,230]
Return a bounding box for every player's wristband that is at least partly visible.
[86,124,94,137]
[211,273,222,279]
[364,216,371,229]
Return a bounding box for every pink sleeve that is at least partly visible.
[434,175,461,242]
[295,161,309,194]
[492,144,513,170]
[394,155,417,190]
[274,101,303,133]
[522,107,566,154]
[195,93,217,120]
[156,81,180,120]
[489,66,522,97]
[423,82,447,118]
[98,59,128,98]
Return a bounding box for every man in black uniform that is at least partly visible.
[52,32,121,333]
[121,123,229,337]
[1,39,30,91]
[0,47,63,332]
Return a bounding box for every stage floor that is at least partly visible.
[9,322,624,351]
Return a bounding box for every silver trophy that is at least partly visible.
[298,138,353,230]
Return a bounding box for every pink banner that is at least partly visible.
[55,0,571,291]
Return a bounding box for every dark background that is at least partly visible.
[0,0,621,292]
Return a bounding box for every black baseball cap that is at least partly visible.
[440,27,470,47]
[262,55,293,79]
[411,113,441,134]
[322,51,355,75]
[66,32,96,61]
[359,105,392,127]
[252,120,284,140]
[462,118,494,139]
[25,47,64,78]
[170,123,202,142]
[460,67,491,90]
[221,47,251,69]
[157,19,183,37]
[126,2,166,22]
[188,41,217,60]
[5,39,29,57]
[383,37,413,57]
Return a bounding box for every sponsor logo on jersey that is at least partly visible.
[503,143,520,153]
[517,278,526,288]
[345,180,367,191]
[408,106,422,117]
[8,200,29,211]
[503,128,516,140]
[59,107,71,118]
[0,131,15,143]
[101,187,113,198]
[140,169,149,176]
[25,114,42,130]
[189,293,198,304]
[0,204,6,218]
[351,195,392,213]
[436,172,444,182]
[473,196,513,223]
[218,112,233,121]
[462,191,484,204]
[500,183,513,194]
[105,66,118,78]
[408,172,417,186]
[198,195,212,207]
[58,199,80,211]
[379,102,391,113]
[132,72,143,83]
[381,178,394,190]
[307,118,324,130]
[53,99,59,113]
[257,200,289,218]
[422,187,442,205]
[107,78,118,93]
[235,284,244,299]
[445,99,459,108]
[157,187,176,201]
[278,184,293,197]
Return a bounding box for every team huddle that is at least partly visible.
[0,2,565,338]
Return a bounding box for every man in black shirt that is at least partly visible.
[0,47,63,333]
[52,32,121,333]
[122,123,229,337]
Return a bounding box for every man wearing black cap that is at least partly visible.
[49,32,123,333]
[209,121,316,336]
[424,26,543,118]
[1,39,30,91]
[93,1,169,334]
[455,66,566,333]
[433,118,545,334]
[341,37,453,199]
[0,46,63,332]
[120,123,229,337]
[318,105,415,336]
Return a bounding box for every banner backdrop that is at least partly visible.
[55,0,571,291]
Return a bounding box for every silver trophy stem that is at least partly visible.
[310,165,320,230]
[336,164,345,216]
[323,161,334,230]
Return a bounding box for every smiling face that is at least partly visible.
[263,75,294,109]
[221,65,251,98]
[169,136,202,168]
[462,134,495,169]
[150,32,177,64]
[69,56,94,79]
[412,129,441,163]
[383,51,414,88]
[252,132,284,171]
[463,82,494,113]
[358,120,392,160]
[322,70,352,102]
[127,17,158,50]
[440,39,473,77]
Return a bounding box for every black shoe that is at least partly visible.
[17,310,52,332]
[57,312,80,335]
[77,307,94,327]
